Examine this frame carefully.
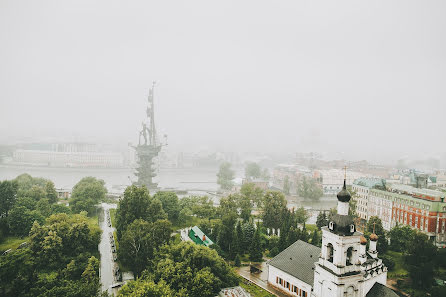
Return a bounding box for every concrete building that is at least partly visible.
[352,178,385,221]
[314,169,369,195]
[267,180,397,297]
[351,179,446,246]
[13,149,124,168]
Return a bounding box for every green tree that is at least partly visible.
[366,216,388,254]
[240,182,264,209]
[153,241,238,297]
[316,211,328,229]
[119,279,174,297]
[241,221,255,253]
[116,185,166,239]
[27,185,47,201]
[262,191,287,230]
[249,228,263,262]
[297,176,323,199]
[70,177,107,215]
[0,180,18,217]
[406,231,437,289]
[45,181,58,204]
[153,191,180,223]
[295,207,309,224]
[8,206,44,237]
[151,219,172,249]
[217,162,235,190]
[389,224,416,252]
[119,219,154,276]
[310,230,321,247]
[245,162,261,180]
[234,254,241,267]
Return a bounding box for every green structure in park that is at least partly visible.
[188,226,214,247]
[133,82,166,190]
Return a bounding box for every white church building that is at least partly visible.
[267,179,398,297]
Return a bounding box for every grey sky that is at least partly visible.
[1,1,445,161]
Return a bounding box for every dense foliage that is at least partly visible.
[0,212,101,296]
[118,242,238,297]
[70,177,107,215]
[0,174,69,240]
[297,176,323,199]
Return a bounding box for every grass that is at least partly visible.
[305,224,318,232]
[238,276,275,297]
[385,250,409,279]
[171,216,202,231]
[0,236,29,253]
[109,209,117,227]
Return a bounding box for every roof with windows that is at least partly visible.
[366,282,399,297]
[267,240,320,286]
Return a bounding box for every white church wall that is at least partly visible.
[313,263,363,297]
[360,271,387,296]
[267,264,312,297]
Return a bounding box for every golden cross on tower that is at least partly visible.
[343,166,347,180]
[372,222,376,234]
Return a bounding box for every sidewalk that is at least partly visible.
[236,263,291,297]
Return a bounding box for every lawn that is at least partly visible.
[110,208,117,227]
[238,276,275,297]
[385,250,409,279]
[305,224,318,232]
[0,236,29,253]
[171,216,202,231]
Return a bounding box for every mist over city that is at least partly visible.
[1,1,446,297]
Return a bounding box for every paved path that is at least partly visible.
[98,203,117,295]
[236,263,290,297]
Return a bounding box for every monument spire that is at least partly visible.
[133,82,164,189]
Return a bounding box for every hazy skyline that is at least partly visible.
[1,1,445,163]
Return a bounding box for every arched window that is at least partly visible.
[327,243,334,263]
[346,286,355,297]
[346,247,353,266]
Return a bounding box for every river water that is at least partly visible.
[0,164,337,212]
[0,164,221,192]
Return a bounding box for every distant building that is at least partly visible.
[314,169,369,195]
[352,178,386,221]
[13,149,124,168]
[352,179,446,246]
[242,178,269,191]
[56,188,71,200]
[188,226,213,247]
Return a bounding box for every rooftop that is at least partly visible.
[353,177,385,188]
[366,282,398,297]
[267,240,320,286]
[189,226,214,247]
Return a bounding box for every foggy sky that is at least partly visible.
[1,1,445,162]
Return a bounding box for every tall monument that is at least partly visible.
[134,82,165,189]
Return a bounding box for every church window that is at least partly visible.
[346,286,355,297]
[350,224,355,233]
[346,247,354,266]
[327,243,334,263]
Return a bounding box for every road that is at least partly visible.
[98,202,118,295]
